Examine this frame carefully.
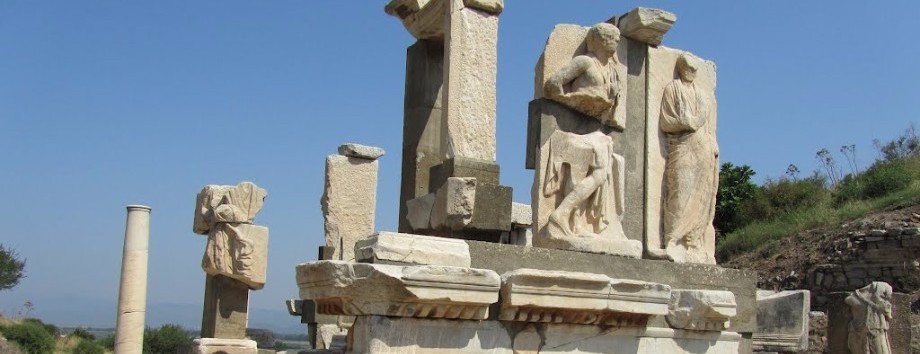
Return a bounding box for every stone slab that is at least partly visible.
[322,154,378,262]
[296,261,500,320]
[609,7,676,46]
[399,39,444,233]
[443,2,498,162]
[753,290,810,352]
[350,315,512,354]
[826,291,911,354]
[666,289,737,331]
[500,269,670,326]
[466,240,757,333]
[201,274,249,339]
[192,338,257,354]
[338,143,385,160]
[354,231,472,267]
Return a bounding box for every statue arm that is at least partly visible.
[544,56,591,98]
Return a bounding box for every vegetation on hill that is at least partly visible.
[0,244,26,291]
[715,125,920,262]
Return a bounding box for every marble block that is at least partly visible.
[338,143,385,160]
[350,315,512,354]
[499,269,671,326]
[667,290,737,331]
[354,231,472,267]
[610,7,676,46]
[296,261,500,320]
[753,290,810,352]
[322,154,378,262]
[192,338,257,354]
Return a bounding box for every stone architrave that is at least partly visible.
[845,282,893,354]
[114,205,151,354]
[322,145,382,262]
[499,269,670,326]
[194,182,269,289]
[296,261,500,320]
[354,231,472,267]
[753,290,811,352]
[646,48,718,264]
[533,130,641,257]
[666,289,737,331]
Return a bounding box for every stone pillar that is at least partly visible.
[114,205,151,354]
[322,144,383,262]
[200,275,249,339]
[441,0,500,162]
[399,40,444,233]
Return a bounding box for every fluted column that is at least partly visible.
[114,205,151,354]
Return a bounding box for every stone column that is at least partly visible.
[114,205,151,354]
[322,144,383,262]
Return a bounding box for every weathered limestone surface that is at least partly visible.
[466,240,757,333]
[500,269,670,326]
[410,176,512,238]
[522,325,741,354]
[200,275,249,339]
[191,338,257,354]
[646,47,718,264]
[610,7,676,46]
[338,143,385,160]
[194,182,269,289]
[385,0,448,40]
[827,289,910,354]
[296,261,500,320]
[399,39,444,233]
[354,231,472,267]
[533,130,641,258]
[442,0,499,161]
[350,315,512,354]
[666,289,737,331]
[510,203,531,226]
[322,154,378,262]
[753,290,810,352]
[430,177,477,230]
[114,205,151,354]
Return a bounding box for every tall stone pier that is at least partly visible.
[114,205,151,354]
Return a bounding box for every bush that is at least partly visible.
[19,319,57,338]
[0,322,55,354]
[72,339,104,354]
[70,327,94,341]
[714,163,758,235]
[143,324,190,354]
[735,173,829,223]
[0,244,25,291]
[97,333,115,351]
[835,161,914,204]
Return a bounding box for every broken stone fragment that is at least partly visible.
[463,0,503,14]
[354,231,472,267]
[510,202,532,226]
[337,143,385,160]
[611,7,676,46]
[666,289,737,331]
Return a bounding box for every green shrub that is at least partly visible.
[72,339,104,354]
[835,160,914,204]
[0,322,55,354]
[143,324,190,354]
[96,333,115,351]
[69,328,94,341]
[714,163,758,234]
[19,319,57,338]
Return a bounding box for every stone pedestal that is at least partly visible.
[114,205,151,354]
[200,274,249,339]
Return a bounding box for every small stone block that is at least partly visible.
[192,338,257,354]
[510,202,532,226]
[431,156,500,188]
[285,299,303,316]
[463,0,503,14]
[753,290,810,352]
[666,289,737,331]
[338,143,385,160]
[610,7,676,46]
[468,183,513,232]
[354,231,472,267]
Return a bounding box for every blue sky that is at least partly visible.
[1,1,918,328]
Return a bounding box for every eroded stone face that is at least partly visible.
[194,182,269,289]
[533,130,640,258]
[296,261,500,320]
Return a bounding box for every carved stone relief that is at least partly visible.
[540,23,627,130]
[194,181,269,289]
[533,130,641,257]
[646,49,718,264]
[846,282,893,354]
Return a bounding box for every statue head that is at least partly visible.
[586,23,620,59]
[676,54,699,83]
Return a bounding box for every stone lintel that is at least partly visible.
[466,240,758,333]
[354,231,472,267]
[666,289,737,331]
[500,269,670,326]
[752,290,810,352]
[609,7,676,46]
[296,261,500,320]
[191,338,257,354]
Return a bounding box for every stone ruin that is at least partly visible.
[114,2,910,354]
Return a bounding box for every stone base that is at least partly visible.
[349,315,741,354]
[192,338,257,354]
[533,230,643,258]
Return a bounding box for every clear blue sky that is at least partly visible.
[1,1,918,328]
